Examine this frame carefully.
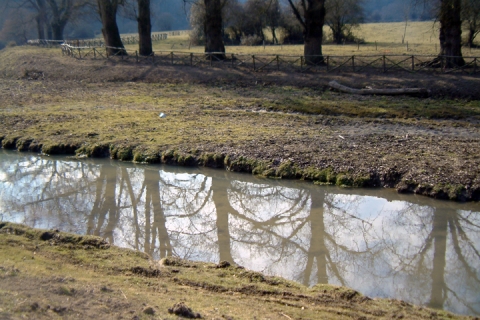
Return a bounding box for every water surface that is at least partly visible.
[0,150,479,315]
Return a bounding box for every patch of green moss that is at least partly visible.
[336,174,353,187]
[252,162,269,176]
[447,184,466,201]
[76,143,111,158]
[42,142,79,155]
[262,168,277,178]
[200,153,225,168]
[15,137,33,151]
[353,174,371,187]
[276,161,299,179]
[175,152,196,166]
[110,145,134,161]
[1,136,18,149]
[225,156,258,173]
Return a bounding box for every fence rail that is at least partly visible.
[28,33,169,48]
[59,44,479,75]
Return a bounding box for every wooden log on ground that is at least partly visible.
[329,80,428,96]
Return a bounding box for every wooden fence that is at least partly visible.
[60,44,480,75]
[28,33,169,48]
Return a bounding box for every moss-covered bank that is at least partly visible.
[0,46,479,201]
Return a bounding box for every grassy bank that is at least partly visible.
[0,222,468,319]
[0,46,479,201]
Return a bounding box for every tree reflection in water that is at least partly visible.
[0,151,479,316]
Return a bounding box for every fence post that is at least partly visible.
[210,53,213,66]
[94,48,96,59]
[352,55,355,72]
[78,48,81,59]
[411,55,414,71]
[383,55,386,73]
[136,50,138,63]
[171,52,174,65]
[326,56,329,71]
[474,57,477,74]
[276,55,279,71]
[300,56,304,71]
[252,55,256,71]
[190,53,193,66]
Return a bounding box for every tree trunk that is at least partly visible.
[35,0,47,40]
[204,0,226,60]
[97,0,126,55]
[439,0,464,67]
[51,22,65,41]
[137,0,152,56]
[36,16,45,40]
[271,27,278,44]
[304,0,326,65]
[287,0,326,65]
[47,25,53,40]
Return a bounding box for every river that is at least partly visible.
[0,150,479,316]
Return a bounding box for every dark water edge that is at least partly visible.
[0,149,479,315]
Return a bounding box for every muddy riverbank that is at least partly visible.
[0,46,479,201]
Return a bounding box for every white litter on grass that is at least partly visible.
[159,113,166,118]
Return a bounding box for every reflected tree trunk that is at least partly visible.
[428,208,448,310]
[87,165,119,244]
[303,189,328,286]
[144,170,172,258]
[211,177,234,263]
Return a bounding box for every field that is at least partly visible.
[120,21,480,57]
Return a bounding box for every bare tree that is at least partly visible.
[462,0,480,47]
[438,0,465,67]
[46,0,90,40]
[188,0,227,58]
[325,0,364,44]
[286,0,326,64]
[118,0,152,55]
[97,0,126,55]
[204,0,226,58]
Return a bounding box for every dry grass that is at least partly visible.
[121,22,480,57]
[0,222,466,320]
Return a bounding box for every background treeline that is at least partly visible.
[0,0,437,48]
[189,0,439,46]
[0,0,478,53]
